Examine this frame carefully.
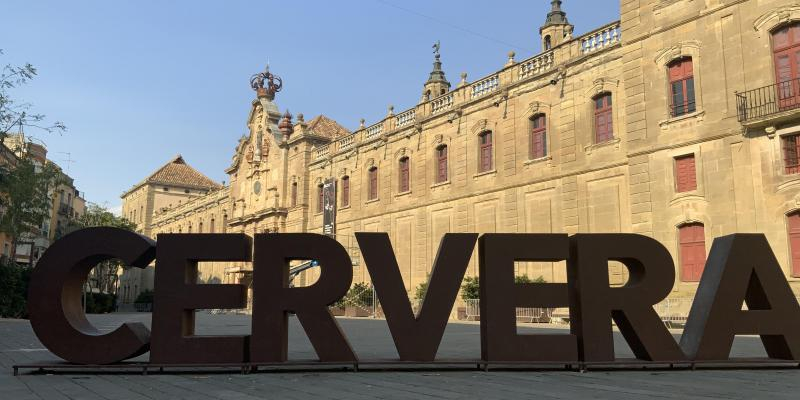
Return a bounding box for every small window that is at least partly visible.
[544,35,552,51]
[210,218,215,233]
[368,167,378,200]
[317,184,324,213]
[594,93,613,143]
[398,157,410,193]
[668,57,696,117]
[163,187,169,192]
[679,223,706,282]
[783,134,800,174]
[530,114,547,159]
[787,211,800,277]
[291,182,298,207]
[184,189,191,194]
[341,176,350,207]
[478,131,493,173]
[675,154,697,192]
[436,145,448,183]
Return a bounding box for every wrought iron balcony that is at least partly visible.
[736,79,800,123]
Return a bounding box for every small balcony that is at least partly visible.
[58,203,73,216]
[736,79,800,126]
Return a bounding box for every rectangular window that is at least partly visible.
[784,134,800,174]
[399,158,410,193]
[669,58,696,117]
[530,115,547,159]
[788,212,800,277]
[291,182,298,207]
[594,94,613,143]
[341,177,350,207]
[317,185,324,213]
[368,168,378,200]
[679,223,706,282]
[436,146,448,183]
[675,154,697,192]
[479,132,493,173]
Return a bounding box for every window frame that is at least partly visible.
[593,93,614,143]
[478,131,493,173]
[316,184,324,213]
[668,57,696,117]
[435,144,448,183]
[398,157,410,193]
[368,167,379,201]
[341,176,350,207]
[674,154,698,192]
[678,222,707,282]
[529,114,547,159]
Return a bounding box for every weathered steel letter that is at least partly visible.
[28,227,155,364]
[479,234,578,361]
[250,233,357,363]
[356,232,478,361]
[681,234,800,360]
[150,234,252,364]
[568,234,686,362]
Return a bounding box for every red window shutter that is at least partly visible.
[788,212,800,277]
[784,135,800,174]
[530,115,547,159]
[675,155,697,192]
[341,177,349,207]
[594,94,613,142]
[479,132,492,172]
[369,168,378,200]
[668,58,695,116]
[437,146,448,183]
[679,223,706,282]
[399,158,409,192]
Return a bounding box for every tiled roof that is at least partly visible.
[306,115,350,139]
[123,155,221,197]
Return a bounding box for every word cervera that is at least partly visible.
[27,228,800,365]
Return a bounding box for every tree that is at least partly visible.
[0,156,62,261]
[0,49,65,142]
[72,203,136,295]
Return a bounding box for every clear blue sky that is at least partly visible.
[0,0,620,213]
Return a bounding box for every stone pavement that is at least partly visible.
[1,313,799,399]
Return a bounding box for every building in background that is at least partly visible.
[121,0,800,314]
[0,133,86,266]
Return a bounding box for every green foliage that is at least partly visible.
[460,275,546,301]
[73,203,137,295]
[85,292,116,314]
[0,261,31,318]
[414,274,430,301]
[460,276,480,300]
[344,282,373,307]
[1,49,65,140]
[0,156,62,254]
[134,290,154,304]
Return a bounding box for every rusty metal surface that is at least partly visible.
[150,234,252,364]
[250,233,357,363]
[567,234,687,362]
[356,232,478,361]
[27,227,156,365]
[681,234,800,360]
[479,234,578,362]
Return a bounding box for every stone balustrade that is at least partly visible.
[338,134,356,151]
[431,93,454,114]
[364,122,384,140]
[470,74,500,99]
[314,144,330,160]
[519,51,555,79]
[395,109,416,128]
[580,22,621,54]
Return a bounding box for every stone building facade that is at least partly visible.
[122,0,800,307]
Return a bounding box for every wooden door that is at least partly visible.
[788,212,800,277]
[680,223,707,282]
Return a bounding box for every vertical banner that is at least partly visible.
[323,178,336,236]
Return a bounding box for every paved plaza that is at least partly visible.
[1,313,799,399]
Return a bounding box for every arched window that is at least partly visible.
[222,214,227,233]
[436,145,448,183]
[544,35,552,51]
[291,182,298,207]
[679,223,706,282]
[478,131,493,173]
[210,218,215,233]
[368,167,378,200]
[668,57,696,117]
[398,157,410,193]
[773,23,800,109]
[341,176,350,207]
[530,114,547,159]
[787,211,800,277]
[198,220,203,233]
[594,93,613,143]
[317,184,324,213]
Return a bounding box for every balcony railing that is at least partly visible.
[736,78,800,123]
